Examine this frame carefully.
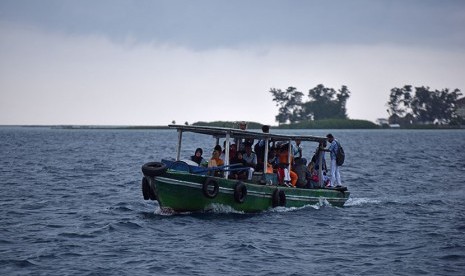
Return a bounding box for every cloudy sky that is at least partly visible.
[1,0,464,126]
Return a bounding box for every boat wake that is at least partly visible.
[151,198,353,216]
[207,203,246,214]
[344,197,381,207]
[152,204,246,216]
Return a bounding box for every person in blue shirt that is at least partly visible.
[325,133,342,187]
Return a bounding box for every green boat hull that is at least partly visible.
[144,171,350,213]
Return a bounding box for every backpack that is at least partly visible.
[336,141,345,166]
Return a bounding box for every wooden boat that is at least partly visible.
[141,125,349,213]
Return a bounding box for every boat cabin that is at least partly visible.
[168,124,328,188]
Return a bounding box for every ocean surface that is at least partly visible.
[1,127,464,276]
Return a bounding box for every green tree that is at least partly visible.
[304,84,351,120]
[411,86,461,124]
[387,85,413,118]
[270,87,304,124]
[270,84,351,123]
[336,85,351,118]
[387,85,462,125]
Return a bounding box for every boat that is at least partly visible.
[140,125,350,213]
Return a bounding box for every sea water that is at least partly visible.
[1,127,464,275]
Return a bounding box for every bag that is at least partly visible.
[336,141,345,166]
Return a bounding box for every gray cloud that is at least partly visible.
[2,0,465,50]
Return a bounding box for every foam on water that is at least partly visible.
[344,197,382,206]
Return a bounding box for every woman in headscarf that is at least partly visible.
[190,148,207,166]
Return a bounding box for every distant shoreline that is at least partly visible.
[1,123,463,130]
[0,125,171,130]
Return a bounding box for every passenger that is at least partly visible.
[313,141,327,173]
[308,141,328,188]
[238,121,247,130]
[254,125,270,172]
[308,169,330,188]
[325,134,342,187]
[237,121,253,153]
[267,146,279,168]
[277,143,298,187]
[190,148,207,167]
[242,143,257,179]
[292,139,303,159]
[209,146,224,167]
[230,143,238,161]
[219,142,238,162]
[230,151,248,180]
[293,157,312,188]
[208,147,225,177]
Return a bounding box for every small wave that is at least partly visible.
[439,254,465,261]
[0,259,37,268]
[344,197,381,206]
[108,206,133,212]
[113,221,142,229]
[153,206,179,216]
[207,203,245,214]
[270,203,320,213]
[58,232,95,239]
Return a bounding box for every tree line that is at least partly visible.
[387,85,462,125]
[270,84,463,126]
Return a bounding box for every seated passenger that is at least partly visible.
[242,143,257,167]
[309,169,330,188]
[208,147,225,177]
[277,143,298,187]
[190,148,207,167]
[218,142,237,162]
[230,151,248,180]
[242,143,257,180]
[293,157,311,188]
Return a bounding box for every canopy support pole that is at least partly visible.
[318,147,323,188]
[224,133,230,179]
[263,137,269,173]
[176,129,183,161]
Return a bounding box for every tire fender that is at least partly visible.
[272,189,286,207]
[203,178,219,199]
[142,177,150,200]
[233,181,247,203]
[142,162,167,177]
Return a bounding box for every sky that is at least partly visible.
[1,0,465,126]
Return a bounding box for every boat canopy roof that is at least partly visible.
[168,125,326,143]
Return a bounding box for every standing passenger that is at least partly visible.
[237,121,253,153]
[255,125,270,171]
[325,134,342,187]
[292,139,303,159]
